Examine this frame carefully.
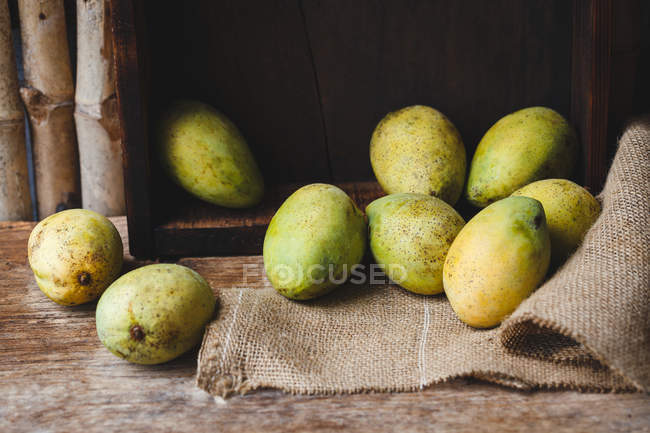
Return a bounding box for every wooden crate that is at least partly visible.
[110,0,612,259]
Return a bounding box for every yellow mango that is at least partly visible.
[263,184,367,300]
[366,193,465,295]
[27,209,123,306]
[466,107,578,207]
[370,105,466,205]
[443,196,550,328]
[512,179,600,261]
[158,100,264,208]
[96,264,216,364]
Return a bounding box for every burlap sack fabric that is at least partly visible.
[196,116,650,396]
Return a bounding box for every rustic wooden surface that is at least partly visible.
[1,217,649,433]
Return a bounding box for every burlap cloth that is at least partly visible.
[196,116,650,396]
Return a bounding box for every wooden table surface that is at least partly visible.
[1,217,648,433]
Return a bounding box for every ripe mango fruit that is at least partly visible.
[512,179,601,262]
[366,193,465,295]
[263,184,367,300]
[158,100,264,208]
[466,106,578,207]
[443,196,551,328]
[370,105,466,205]
[27,209,123,306]
[96,264,216,365]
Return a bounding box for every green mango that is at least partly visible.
[158,100,264,208]
[263,184,367,300]
[366,193,465,295]
[443,196,550,328]
[370,105,466,205]
[96,264,216,364]
[512,179,600,262]
[466,106,578,207]
[28,209,123,306]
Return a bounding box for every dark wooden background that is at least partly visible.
[147,0,574,185]
[116,0,650,257]
[138,0,650,236]
[8,0,649,257]
[141,0,650,181]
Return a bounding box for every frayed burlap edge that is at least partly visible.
[500,313,643,393]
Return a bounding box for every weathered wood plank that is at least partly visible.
[1,217,648,433]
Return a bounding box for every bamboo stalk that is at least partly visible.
[18,0,80,218]
[75,0,124,216]
[0,0,32,220]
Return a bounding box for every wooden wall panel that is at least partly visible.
[111,0,642,257]
[302,0,573,181]
[111,0,152,257]
[571,0,612,192]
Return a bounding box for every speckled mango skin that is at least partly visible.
[263,184,367,300]
[370,105,466,205]
[466,106,578,208]
[27,209,123,306]
[96,264,216,365]
[366,193,465,295]
[512,179,601,262]
[443,196,551,328]
[158,100,264,208]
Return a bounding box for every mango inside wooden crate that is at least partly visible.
[110,0,612,259]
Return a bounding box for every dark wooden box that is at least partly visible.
[110,0,612,259]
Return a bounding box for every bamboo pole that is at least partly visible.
[75,0,124,216]
[0,0,32,220]
[18,0,80,218]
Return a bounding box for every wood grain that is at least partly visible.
[110,0,152,257]
[1,217,649,433]
[571,0,612,192]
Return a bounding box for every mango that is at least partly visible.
[158,100,264,208]
[370,105,466,205]
[366,193,465,295]
[466,106,578,207]
[443,196,550,328]
[27,209,123,306]
[263,184,366,300]
[512,179,600,262]
[96,264,216,364]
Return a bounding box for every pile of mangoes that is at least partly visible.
[262,105,600,328]
[27,100,601,367]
